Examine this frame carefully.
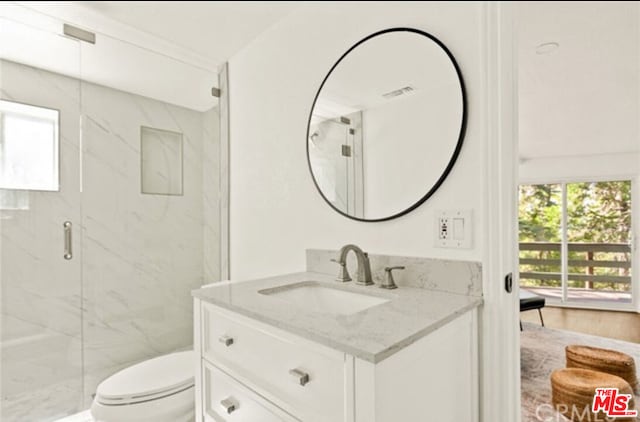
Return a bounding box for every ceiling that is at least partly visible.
[517,1,640,160]
[4,2,298,110]
[74,1,298,66]
[7,0,640,137]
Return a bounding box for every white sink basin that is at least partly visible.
[259,282,389,315]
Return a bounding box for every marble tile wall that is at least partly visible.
[0,59,221,421]
[306,249,482,297]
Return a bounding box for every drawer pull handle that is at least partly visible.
[218,335,234,347]
[220,397,237,414]
[289,368,310,386]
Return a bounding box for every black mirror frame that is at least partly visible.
[306,27,468,222]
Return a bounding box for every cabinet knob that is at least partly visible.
[220,397,237,414]
[289,368,310,386]
[218,335,234,347]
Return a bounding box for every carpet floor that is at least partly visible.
[521,322,640,421]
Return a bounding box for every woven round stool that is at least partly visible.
[551,368,636,422]
[566,345,638,393]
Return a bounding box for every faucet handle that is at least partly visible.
[330,258,351,282]
[381,266,405,289]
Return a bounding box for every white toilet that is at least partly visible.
[90,350,195,422]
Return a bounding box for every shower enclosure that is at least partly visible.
[0,5,225,421]
[308,112,364,218]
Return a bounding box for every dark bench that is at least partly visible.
[520,290,545,330]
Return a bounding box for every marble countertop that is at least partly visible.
[192,271,482,363]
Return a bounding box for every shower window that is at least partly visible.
[0,99,59,191]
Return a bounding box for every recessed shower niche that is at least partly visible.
[141,126,184,196]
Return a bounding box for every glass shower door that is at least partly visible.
[0,8,84,421]
[78,31,220,407]
[309,119,354,214]
[0,5,223,420]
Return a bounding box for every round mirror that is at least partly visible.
[307,28,467,222]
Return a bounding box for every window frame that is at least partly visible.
[519,175,637,312]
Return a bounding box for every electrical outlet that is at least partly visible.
[439,218,449,240]
[435,210,473,248]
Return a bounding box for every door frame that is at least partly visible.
[480,2,521,421]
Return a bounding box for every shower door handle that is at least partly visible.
[63,221,72,260]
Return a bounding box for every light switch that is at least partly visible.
[453,218,464,240]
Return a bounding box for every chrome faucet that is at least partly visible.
[330,244,374,286]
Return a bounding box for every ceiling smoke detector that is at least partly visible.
[382,86,415,99]
[535,42,559,55]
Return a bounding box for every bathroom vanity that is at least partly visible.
[192,250,482,422]
[188,26,480,421]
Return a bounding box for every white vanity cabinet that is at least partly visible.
[194,299,478,422]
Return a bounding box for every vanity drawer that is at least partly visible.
[203,360,299,422]
[202,303,346,422]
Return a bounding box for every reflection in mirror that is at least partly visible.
[307,28,466,221]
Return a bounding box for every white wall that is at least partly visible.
[520,152,640,184]
[228,5,522,421]
[228,2,486,280]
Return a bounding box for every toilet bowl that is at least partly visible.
[90,350,194,422]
